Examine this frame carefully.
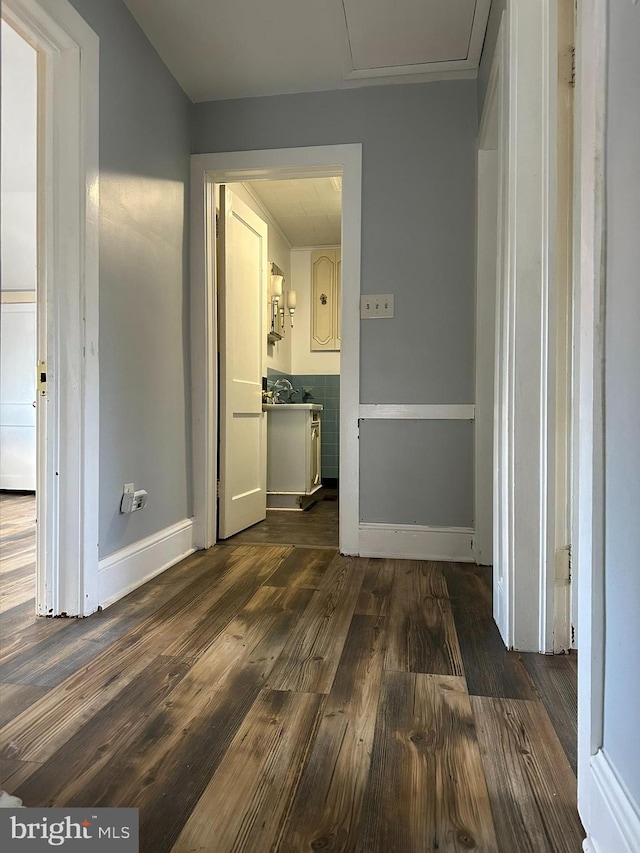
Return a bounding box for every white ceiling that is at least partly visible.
[247,178,342,248]
[123,0,491,103]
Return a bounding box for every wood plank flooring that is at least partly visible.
[520,649,578,774]
[0,493,584,852]
[223,488,339,548]
[0,492,36,616]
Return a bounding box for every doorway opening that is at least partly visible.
[218,177,342,549]
[0,18,39,615]
[1,0,99,619]
[190,144,362,557]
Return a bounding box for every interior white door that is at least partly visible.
[0,301,37,490]
[218,185,268,539]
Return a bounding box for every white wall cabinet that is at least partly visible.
[311,249,341,351]
[265,403,322,509]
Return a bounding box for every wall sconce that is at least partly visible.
[268,264,286,342]
[286,290,297,327]
[269,264,297,340]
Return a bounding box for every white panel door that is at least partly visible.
[218,186,268,538]
[0,301,37,490]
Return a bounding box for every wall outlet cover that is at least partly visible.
[360,294,394,318]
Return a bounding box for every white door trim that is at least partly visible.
[573,1,627,849]
[494,0,559,652]
[475,22,501,569]
[190,145,362,556]
[2,0,100,617]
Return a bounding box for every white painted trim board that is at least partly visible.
[493,0,558,652]
[573,1,608,850]
[98,519,195,610]
[359,523,474,562]
[584,750,640,853]
[359,404,474,420]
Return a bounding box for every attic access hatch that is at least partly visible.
[342,0,491,81]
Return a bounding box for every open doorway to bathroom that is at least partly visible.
[220,176,342,549]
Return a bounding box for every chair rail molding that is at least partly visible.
[359,404,474,420]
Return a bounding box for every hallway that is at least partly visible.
[0,504,583,852]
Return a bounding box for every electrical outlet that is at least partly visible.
[360,294,394,319]
[131,489,148,512]
[120,484,147,513]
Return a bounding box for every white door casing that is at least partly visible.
[190,145,362,555]
[493,0,559,652]
[490,14,511,643]
[2,0,99,617]
[573,2,640,851]
[552,0,576,654]
[218,186,268,539]
[475,23,501,570]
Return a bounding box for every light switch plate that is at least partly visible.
[361,294,394,319]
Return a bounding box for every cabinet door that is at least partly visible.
[311,250,335,350]
[311,249,341,351]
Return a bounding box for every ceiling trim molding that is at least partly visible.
[343,67,478,87]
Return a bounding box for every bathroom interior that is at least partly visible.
[222,176,342,548]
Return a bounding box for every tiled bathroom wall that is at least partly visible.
[267,369,340,482]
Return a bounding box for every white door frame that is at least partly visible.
[190,145,362,555]
[573,2,633,849]
[474,21,501,570]
[493,0,559,652]
[2,0,99,617]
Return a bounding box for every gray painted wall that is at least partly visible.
[360,420,473,527]
[69,0,192,558]
[193,82,477,526]
[477,0,506,120]
[602,0,640,809]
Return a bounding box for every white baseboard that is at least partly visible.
[358,523,474,561]
[98,518,195,609]
[583,750,640,853]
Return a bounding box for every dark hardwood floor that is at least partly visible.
[223,488,339,548]
[0,492,584,852]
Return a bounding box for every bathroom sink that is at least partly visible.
[262,403,323,412]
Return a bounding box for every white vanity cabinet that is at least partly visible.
[264,403,322,509]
